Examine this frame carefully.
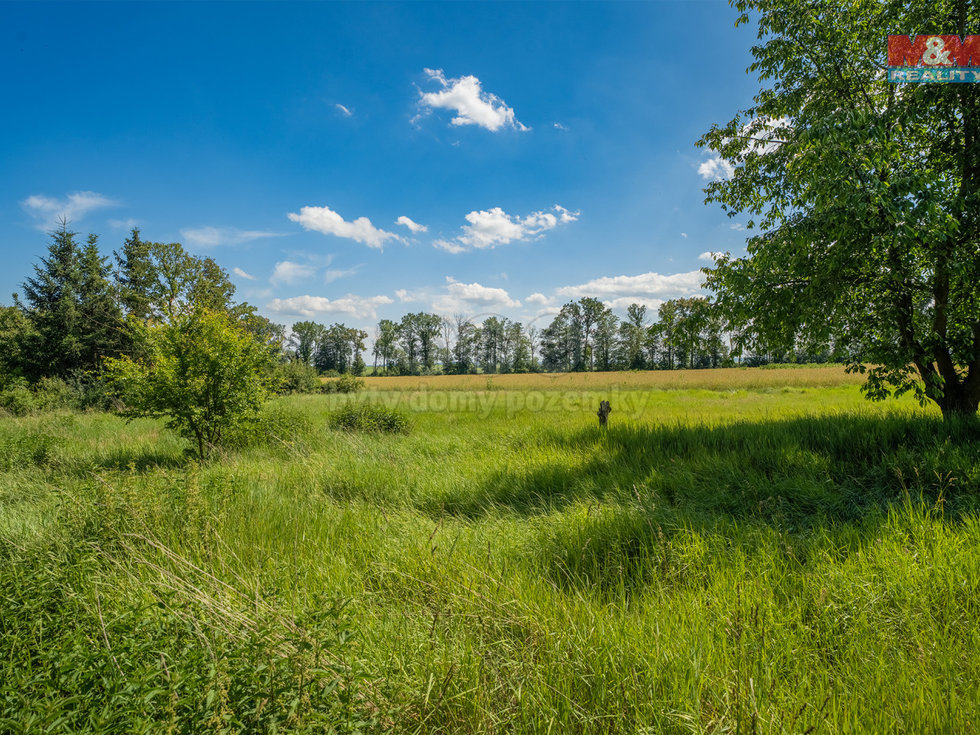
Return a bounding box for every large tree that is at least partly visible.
[700,0,980,419]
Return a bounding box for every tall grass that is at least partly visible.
[1,373,978,732]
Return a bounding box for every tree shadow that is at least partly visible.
[90,447,192,473]
[428,412,980,596]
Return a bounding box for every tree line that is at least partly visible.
[0,224,281,386]
[1,224,843,391]
[292,297,840,377]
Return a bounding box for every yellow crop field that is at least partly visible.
[344,364,865,392]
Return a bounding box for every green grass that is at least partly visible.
[2,374,980,733]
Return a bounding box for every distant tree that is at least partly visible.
[593,310,618,371]
[290,321,325,365]
[373,319,399,375]
[617,303,648,370]
[105,309,273,460]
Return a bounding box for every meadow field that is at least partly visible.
[2,367,979,733]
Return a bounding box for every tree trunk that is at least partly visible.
[936,382,980,421]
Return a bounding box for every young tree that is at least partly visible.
[700,0,980,419]
[105,309,274,460]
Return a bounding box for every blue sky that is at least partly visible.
[1,1,757,334]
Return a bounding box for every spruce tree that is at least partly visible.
[18,221,84,378]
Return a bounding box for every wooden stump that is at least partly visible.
[597,400,611,427]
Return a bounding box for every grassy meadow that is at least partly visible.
[2,367,980,733]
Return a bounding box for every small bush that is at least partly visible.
[273,359,321,395]
[322,374,365,394]
[331,403,410,433]
[0,378,39,416]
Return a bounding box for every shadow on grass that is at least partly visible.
[450,412,980,596]
[90,447,191,473]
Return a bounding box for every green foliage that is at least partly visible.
[105,310,274,459]
[700,0,980,418]
[321,374,365,394]
[330,402,409,433]
[274,358,322,395]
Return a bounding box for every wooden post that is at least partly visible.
[597,400,611,427]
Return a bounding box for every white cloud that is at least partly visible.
[233,267,257,280]
[324,267,359,284]
[698,154,735,181]
[180,226,284,248]
[604,296,665,312]
[433,238,467,254]
[433,277,520,313]
[418,68,528,132]
[556,271,705,301]
[21,191,118,230]
[396,215,428,233]
[698,251,725,262]
[554,122,566,130]
[270,260,315,286]
[438,205,578,252]
[525,292,550,306]
[335,103,353,117]
[266,294,393,320]
[680,232,688,238]
[287,205,402,249]
[697,117,790,182]
[730,223,745,231]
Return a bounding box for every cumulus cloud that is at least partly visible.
[270,260,315,286]
[180,226,284,248]
[232,267,257,281]
[287,205,403,249]
[418,68,528,132]
[432,277,520,313]
[396,215,428,233]
[556,271,705,301]
[525,292,551,306]
[698,251,725,262]
[680,232,688,238]
[604,296,665,312]
[730,223,746,231]
[335,103,353,117]
[21,191,118,230]
[698,154,735,181]
[438,205,578,253]
[266,294,393,320]
[433,239,467,254]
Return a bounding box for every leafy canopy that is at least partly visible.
[699,0,980,418]
[105,309,274,459]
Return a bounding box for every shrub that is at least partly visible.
[322,374,365,394]
[273,358,321,395]
[104,310,275,460]
[330,403,410,433]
